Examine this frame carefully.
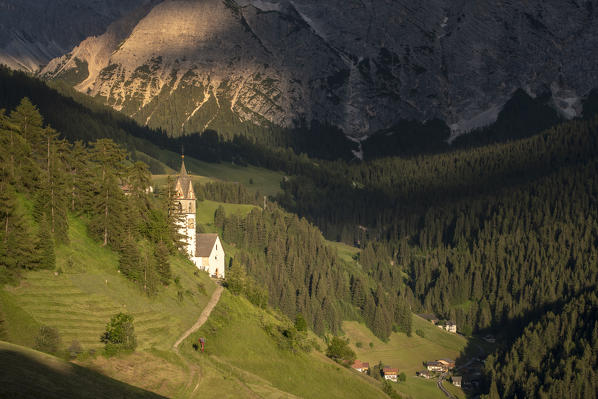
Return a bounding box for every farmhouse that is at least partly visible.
[437,320,457,333]
[426,361,447,372]
[437,358,455,370]
[452,376,462,387]
[351,360,369,373]
[383,367,399,382]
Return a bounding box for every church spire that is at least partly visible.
[180,154,188,176]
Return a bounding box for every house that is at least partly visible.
[445,321,457,333]
[437,358,455,370]
[192,234,225,279]
[452,376,462,387]
[437,320,457,333]
[418,313,439,325]
[426,361,447,372]
[351,360,369,373]
[383,367,399,382]
[174,157,225,279]
[417,370,431,379]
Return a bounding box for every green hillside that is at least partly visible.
[342,317,468,399]
[179,292,388,399]
[0,196,393,398]
[1,216,216,353]
[149,152,285,197]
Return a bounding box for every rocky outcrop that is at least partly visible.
[0,0,151,72]
[38,0,598,138]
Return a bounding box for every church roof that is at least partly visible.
[176,157,194,199]
[196,234,219,257]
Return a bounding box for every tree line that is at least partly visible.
[0,98,180,293]
[218,203,412,339]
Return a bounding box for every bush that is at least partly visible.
[399,372,407,382]
[356,341,363,348]
[35,325,61,354]
[100,313,137,355]
[369,342,374,348]
[295,313,307,332]
[415,329,425,338]
[326,336,356,365]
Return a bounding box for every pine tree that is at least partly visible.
[34,214,55,270]
[164,176,185,252]
[89,139,128,247]
[0,184,35,272]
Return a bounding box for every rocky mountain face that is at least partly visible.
[0,0,151,72]
[37,0,598,139]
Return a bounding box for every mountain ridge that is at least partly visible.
[35,0,598,140]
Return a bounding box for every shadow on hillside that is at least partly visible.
[0,347,165,399]
[455,286,596,398]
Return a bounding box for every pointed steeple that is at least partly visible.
[180,154,188,176]
[176,154,194,199]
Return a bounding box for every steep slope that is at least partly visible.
[0,341,165,399]
[41,0,598,139]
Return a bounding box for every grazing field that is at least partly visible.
[342,316,468,399]
[150,150,285,197]
[0,341,164,399]
[179,292,388,399]
[326,240,360,264]
[196,199,259,232]
[2,217,216,353]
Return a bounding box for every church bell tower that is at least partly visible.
[174,155,196,257]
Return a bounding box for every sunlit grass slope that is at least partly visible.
[343,316,467,399]
[0,341,165,399]
[2,216,216,353]
[196,199,259,232]
[148,149,285,197]
[179,292,388,399]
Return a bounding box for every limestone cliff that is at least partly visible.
[37,0,598,138]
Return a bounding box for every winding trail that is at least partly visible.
[173,285,224,352]
[437,373,456,399]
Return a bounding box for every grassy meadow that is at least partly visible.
[179,292,388,399]
[148,149,285,197]
[342,315,468,399]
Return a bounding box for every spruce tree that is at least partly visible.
[89,139,128,247]
[35,214,56,270]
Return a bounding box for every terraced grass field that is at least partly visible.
[2,217,216,354]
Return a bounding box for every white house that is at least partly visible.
[192,234,225,279]
[383,367,399,382]
[438,320,457,333]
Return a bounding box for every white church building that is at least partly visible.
[174,157,225,279]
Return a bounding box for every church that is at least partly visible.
[173,156,225,279]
